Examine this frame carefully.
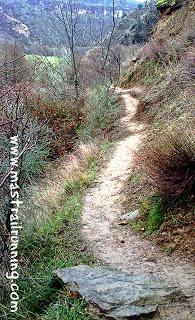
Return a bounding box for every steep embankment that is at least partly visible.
[118,0,195,257]
[81,88,195,320]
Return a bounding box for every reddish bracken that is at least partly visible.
[30,100,81,158]
[138,131,195,199]
[180,49,195,84]
[139,40,167,62]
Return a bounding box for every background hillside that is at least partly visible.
[0,0,142,54]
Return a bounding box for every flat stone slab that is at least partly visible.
[54,265,185,320]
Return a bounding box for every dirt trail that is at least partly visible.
[81,88,195,319]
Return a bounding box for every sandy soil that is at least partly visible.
[81,88,195,320]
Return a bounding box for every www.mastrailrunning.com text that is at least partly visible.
[6,136,23,313]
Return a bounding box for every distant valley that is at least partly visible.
[0,0,142,54]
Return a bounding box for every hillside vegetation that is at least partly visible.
[0,0,194,319]
[121,0,195,256]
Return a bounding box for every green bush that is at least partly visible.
[143,60,161,85]
[64,162,97,196]
[156,0,174,8]
[146,196,165,235]
[20,119,51,183]
[128,72,134,83]
[79,85,121,141]
[41,296,97,320]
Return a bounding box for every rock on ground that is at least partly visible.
[54,265,186,320]
[122,210,141,222]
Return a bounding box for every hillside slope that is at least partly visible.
[0,6,31,47]
[113,3,159,45]
[120,0,195,257]
[154,0,195,40]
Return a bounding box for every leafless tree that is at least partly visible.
[37,0,121,100]
[0,43,51,302]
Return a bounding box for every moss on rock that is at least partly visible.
[156,0,183,9]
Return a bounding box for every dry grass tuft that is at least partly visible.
[139,40,167,63]
[22,142,99,225]
[138,131,195,199]
[178,48,195,87]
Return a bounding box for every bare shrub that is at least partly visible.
[178,48,195,87]
[139,40,167,62]
[79,85,122,141]
[0,42,30,87]
[138,130,195,199]
[0,87,51,302]
[138,37,193,67]
[30,98,81,158]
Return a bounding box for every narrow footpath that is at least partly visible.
[81,88,195,320]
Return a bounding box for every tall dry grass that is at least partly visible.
[138,130,195,199]
[22,143,99,227]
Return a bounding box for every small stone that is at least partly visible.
[132,56,139,63]
[79,245,86,252]
[144,257,157,263]
[119,221,128,226]
[121,209,141,222]
[176,228,184,234]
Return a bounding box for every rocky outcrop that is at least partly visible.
[156,0,185,15]
[153,0,195,40]
[113,7,160,45]
[54,265,186,320]
[156,0,184,10]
